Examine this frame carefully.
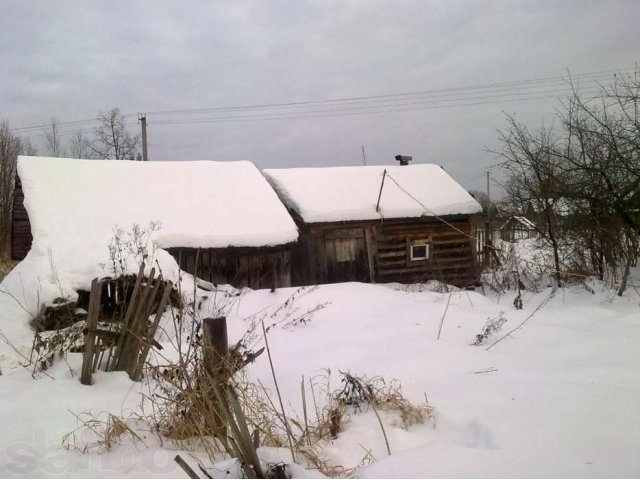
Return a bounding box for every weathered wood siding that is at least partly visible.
[167,246,292,290]
[291,216,479,287]
[376,218,477,286]
[291,224,373,286]
[11,176,32,260]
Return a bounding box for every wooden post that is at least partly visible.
[484,220,491,268]
[203,317,229,439]
[203,317,229,380]
[365,226,376,283]
[140,114,148,161]
[81,278,102,385]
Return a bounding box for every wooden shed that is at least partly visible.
[499,215,537,243]
[11,156,299,290]
[264,164,483,288]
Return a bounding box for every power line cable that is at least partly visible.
[144,67,631,117]
[9,67,633,135]
[150,88,604,126]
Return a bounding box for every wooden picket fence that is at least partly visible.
[80,263,173,385]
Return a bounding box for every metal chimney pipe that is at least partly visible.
[395,155,412,166]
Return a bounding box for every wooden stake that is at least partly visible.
[140,114,148,161]
[203,316,229,440]
[81,278,102,385]
[174,455,200,479]
[203,317,228,380]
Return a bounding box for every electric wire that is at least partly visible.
[9,67,633,138]
[382,171,637,288]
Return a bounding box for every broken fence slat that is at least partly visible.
[126,270,163,375]
[115,267,157,371]
[130,280,173,381]
[111,264,145,371]
[174,455,201,479]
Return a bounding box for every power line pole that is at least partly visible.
[139,114,148,161]
[361,145,367,165]
[485,170,492,268]
[486,171,491,215]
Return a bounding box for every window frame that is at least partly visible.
[408,238,430,262]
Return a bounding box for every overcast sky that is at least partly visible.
[2,0,639,195]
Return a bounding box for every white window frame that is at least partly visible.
[410,240,429,261]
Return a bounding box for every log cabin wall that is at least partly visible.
[11,176,32,261]
[290,216,479,288]
[375,217,477,287]
[166,246,292,290]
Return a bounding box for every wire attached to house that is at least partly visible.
[383,171,639,288]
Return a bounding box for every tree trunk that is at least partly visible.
[617,255,632,297]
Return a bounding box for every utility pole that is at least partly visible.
[486,170,491,218]
[485,170,492,267]
[139,114,148,161]
[487,170,491,202]
[361,145,367,165]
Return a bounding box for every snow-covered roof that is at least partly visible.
[501,215,537,230]
[263,164,482,223]
[18,156,299,256]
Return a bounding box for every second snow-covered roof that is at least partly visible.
[19,156,299,256]
[263,164,482,223]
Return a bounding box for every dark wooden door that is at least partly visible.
[324,228,368,283]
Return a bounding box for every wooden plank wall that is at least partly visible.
[167,247,292,290]
[290,217,479,288]
[376,218,477,287]
[290,224,372,286]
[11,176,32,260]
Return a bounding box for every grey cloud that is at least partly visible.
[1,0,639,194]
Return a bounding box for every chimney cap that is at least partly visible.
[395,155,412,166]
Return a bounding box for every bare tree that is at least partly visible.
[20,137,37,156]
[69,129,92,159]
[494,115,565,286]
[90,108,139,160]
[558,73,640,292]
[44,117,64,157]
[496,71,640,293]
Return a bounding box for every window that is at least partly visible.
[410,240,429,261]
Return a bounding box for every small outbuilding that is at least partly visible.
[11,156,299,290]
[263,163,483,287]
[499,215,538,243]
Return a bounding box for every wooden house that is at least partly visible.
[263,163,483,287]
[11,156,299,290]
[499,215,537,242]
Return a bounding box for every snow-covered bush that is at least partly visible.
[472,312,508,346]
[485,239,553,293]
[102,221,161,277]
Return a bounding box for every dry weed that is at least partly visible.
[334,371,433,430]
[62,410,146,453]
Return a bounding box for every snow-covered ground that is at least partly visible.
[1,275,639,477]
